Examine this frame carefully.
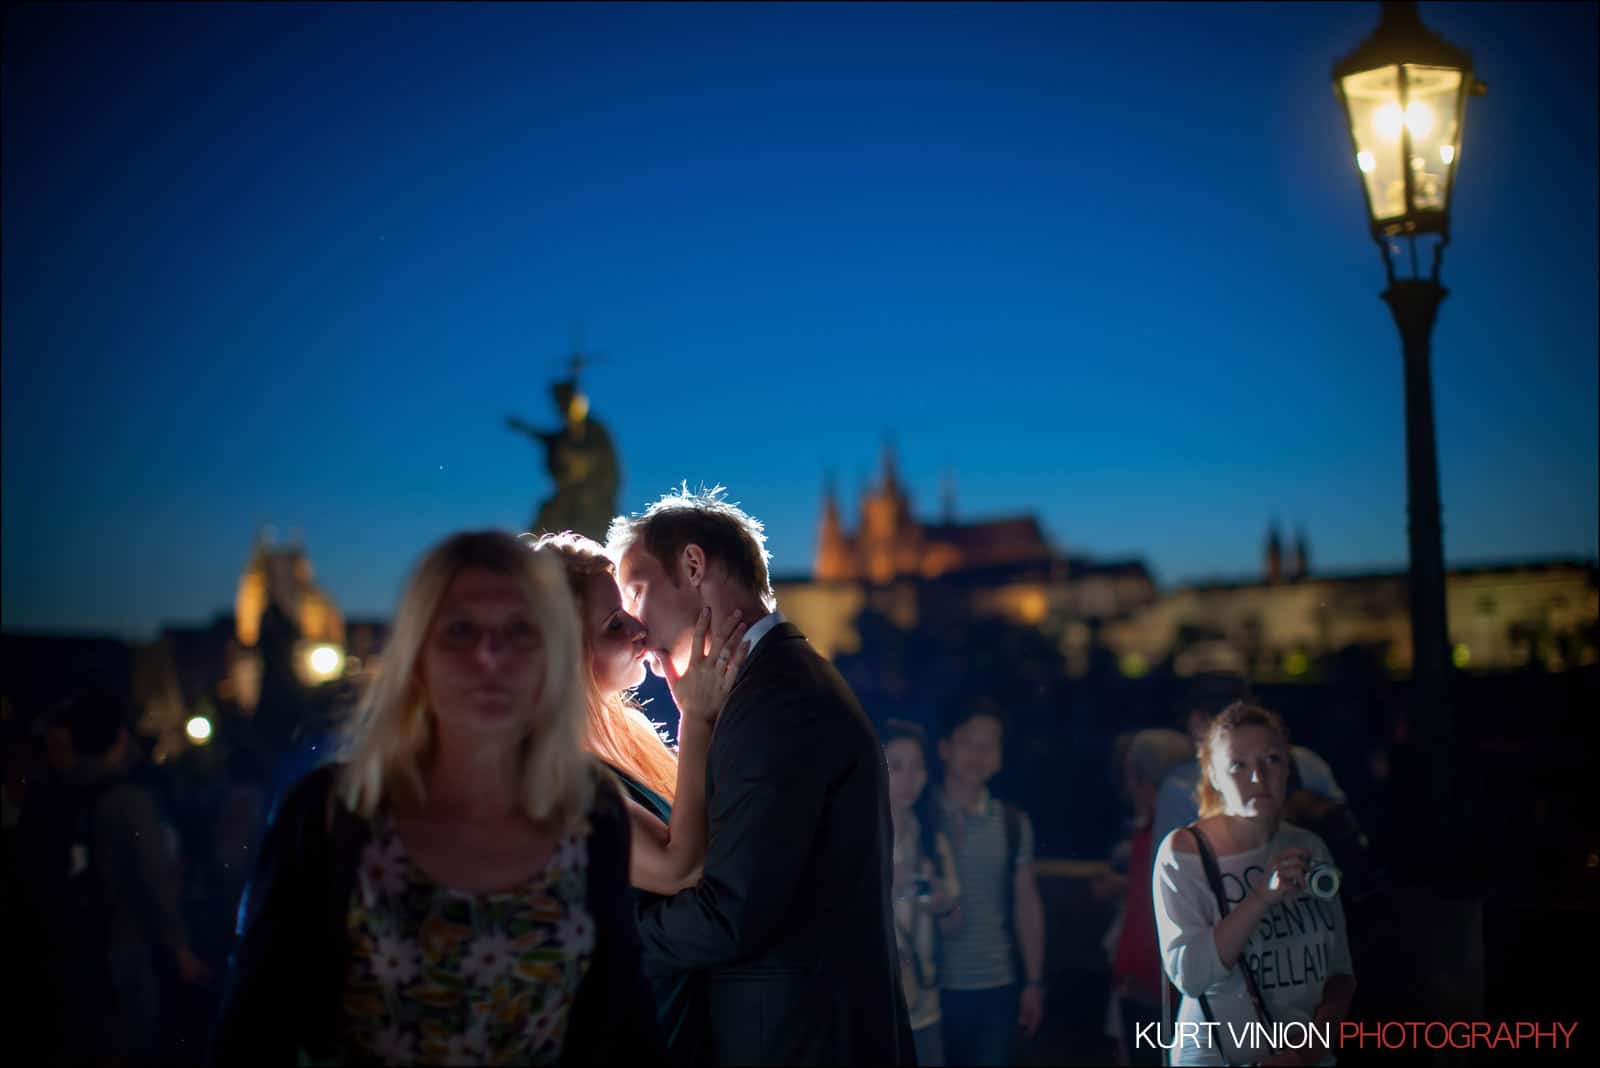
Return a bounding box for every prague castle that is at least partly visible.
[814,445,1060,584]
[776,445,1159,661]
[776,447,1598,680]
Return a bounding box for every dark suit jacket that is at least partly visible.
[208,762,665,1066]
[635,621,916,1066]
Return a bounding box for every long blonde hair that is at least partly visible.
[532,531,680,804]
[338,530,595,834]
[1195,700,1289,819]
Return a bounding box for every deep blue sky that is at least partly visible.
[4,2,1595,640]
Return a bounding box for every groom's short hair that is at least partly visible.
[606,484,776,611]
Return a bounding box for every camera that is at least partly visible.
[1307,862,1342,900]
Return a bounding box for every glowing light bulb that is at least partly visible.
[186,716,213,743]
[1374,101,1404,141]
[1357,150,1376,174]
[1405,101,1436,138]
[1439,144,1455,164]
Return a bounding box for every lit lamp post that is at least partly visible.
[1333,1,1484,841]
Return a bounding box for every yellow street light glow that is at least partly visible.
[1439,144,1455,164]
[1405,101,1435,138]
[1374,101,1404,141]
[1357,150,1376,174]
[186,716,213,744]
[1373,100,1436,142]
[1452,642,1471,668]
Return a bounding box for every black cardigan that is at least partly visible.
[208,762,665,1066]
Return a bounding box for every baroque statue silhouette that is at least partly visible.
[507,350,621,542]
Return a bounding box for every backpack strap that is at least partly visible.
[1003,800,1021,869]
[1000,800,1026,983]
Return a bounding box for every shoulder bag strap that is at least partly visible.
[1184,826,1242,1066]
[1186,825,1277,1050]
[1160,957,1174,1067]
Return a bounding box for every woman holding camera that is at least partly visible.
[883,719,961,1066]
[1153,702,1355,1066]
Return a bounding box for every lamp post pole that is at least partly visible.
[1383,277,1457,841]
[1333,0,1484,848]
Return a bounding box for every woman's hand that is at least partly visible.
[1252,847,1312,907]
[662,607,749,727]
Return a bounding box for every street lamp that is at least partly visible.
[1333,1,1485,840]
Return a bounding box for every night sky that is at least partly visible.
[3,2,1595,640]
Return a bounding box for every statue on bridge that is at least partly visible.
[507,351,621,543]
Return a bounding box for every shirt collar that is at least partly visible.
[739,609,785,658]
[938,784,992,817]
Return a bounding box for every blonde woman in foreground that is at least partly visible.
[209,531,664,1066]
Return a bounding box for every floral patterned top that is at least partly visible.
[341,811,595,1066]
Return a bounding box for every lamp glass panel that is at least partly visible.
[1341,65,1407,222]
[1401,65,1462,213]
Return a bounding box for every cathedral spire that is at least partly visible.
[879,433,899,494]
[1291,525,1311,581]
[1264,520,1284,585]
[814,471,853,582]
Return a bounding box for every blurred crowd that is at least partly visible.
[0,494,1397,1067]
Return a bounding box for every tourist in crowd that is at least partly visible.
[1153,701,1356,1066]
[17,694,208,1065]
[210,531,663,1065]
[1110,728,1194,1065]
[882,718,962,1065]
[934,698,1048,1066]
[539,530,749,1064]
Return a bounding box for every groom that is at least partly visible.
[608,486,915,1066]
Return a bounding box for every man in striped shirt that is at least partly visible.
[934,699,1047,1065]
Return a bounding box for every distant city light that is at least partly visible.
[1284,650,1310,676]
[1440,144,1455,164]
[307,643,344,681]
[1357,150,1376,174]
[186,716,213,744]
[1118,652,1149,679]
[1452,642,1471,668]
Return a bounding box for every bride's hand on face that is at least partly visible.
[661,606,749,728]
